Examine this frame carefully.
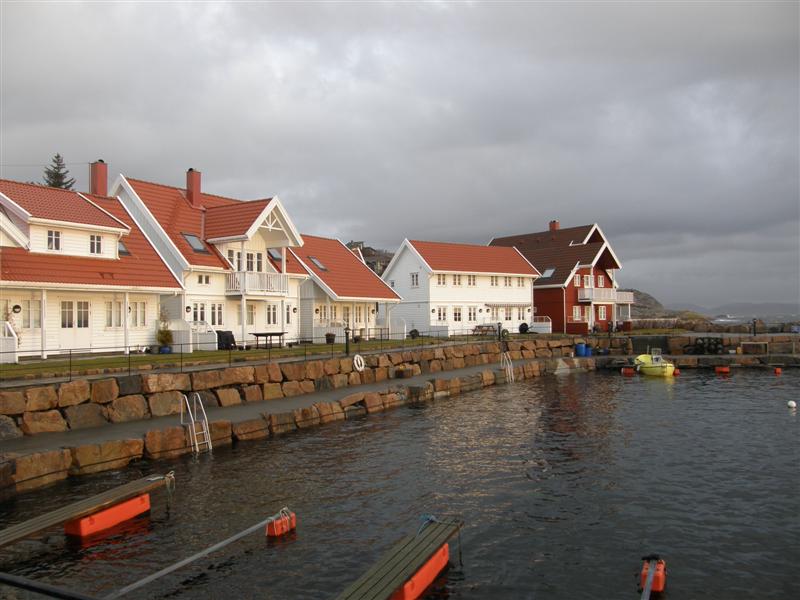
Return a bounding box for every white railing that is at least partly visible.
[578,288,635,303]
[225,272,289,295]
[0,321,19,364]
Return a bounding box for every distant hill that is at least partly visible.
[665,302,799,319]
[346,241,394,275]
[623,289,669,318]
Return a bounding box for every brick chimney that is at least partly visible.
[186,168,201,207]
[90,159,108,197]
[549,219,560,232]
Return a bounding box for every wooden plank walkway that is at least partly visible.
[0,474,170,549]
[335,520,461,600]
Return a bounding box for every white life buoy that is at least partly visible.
[353,354,365,372]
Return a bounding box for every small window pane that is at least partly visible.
[182,233,208,253]
[308,256,327,271]
[118,240,130,255]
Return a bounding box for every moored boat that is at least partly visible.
[635,349,675,377]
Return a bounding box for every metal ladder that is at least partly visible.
[500,352,515,383]
[181,392,212,454]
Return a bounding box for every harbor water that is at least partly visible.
[0,369,797,599]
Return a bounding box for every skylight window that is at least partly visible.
[541,268,556,278]
[268,248,282,261]
[308,256,327,271]
[182,233,208,253]
[118,240,130,256]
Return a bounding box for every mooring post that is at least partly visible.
[344,327,351,356]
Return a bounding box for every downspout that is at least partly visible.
[123,292,130,354]
[562,286,567,334]
[40,289,47,359]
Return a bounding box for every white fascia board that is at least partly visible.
[511,246,541,278]
[581,223,600,244]
[245,196,304,247]
[27,217,128,235]
[76,193,132,232]
[334,238,402,300]
[114,175,190,271]
[594,230,623,269]
[401,240,434,274]
[0,212,30,248]
[289,250,340,300]
[206,235,248,243]
[0,192,32,221]
[2,280,181,293]
[114,185,186,289]
[336,295,402,303]
[379,240,410,281]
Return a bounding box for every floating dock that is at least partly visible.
[0,474,170,549]
[335,518,461,600]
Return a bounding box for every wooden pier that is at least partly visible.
[0,474,170,549]
[335,519,461,600]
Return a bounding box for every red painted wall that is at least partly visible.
[534,267,617,333]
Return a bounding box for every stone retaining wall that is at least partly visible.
[0,339,585,441]
[0,355,595,496]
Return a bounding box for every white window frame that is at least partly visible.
[436,306,447,322]
[47,230,61,251]
[504,276,512,287]
[504,307,512,321]
[583,275,592,288]
[467,275,476,286]
[468,306,477,321]
[246,252,254,272]
[247,303,256,326]
[598,275,605,288]
[453,274,461,286]
[22,299,42,329]
[574,274,581,287]
[436,273,447,286]
[598,305,607,320]
[453,306,462,322]
[105,301,122,328]
[573,305,582,321]
[490,276,498,287]
[266,304,277,325]
[192,302,205,323]
[210,303,223,326]
[356,306,363,323]
[517,277,525,287]
[90,234,102,255]
[410,272,419,287]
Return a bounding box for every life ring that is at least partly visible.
[353,354,365,372]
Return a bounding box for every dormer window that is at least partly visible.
[541,268,555,278]
[90,235,102,255]
[182,233,208,253]
[308,256,327,271]
[118,240,130,256]
[47,230,61,251]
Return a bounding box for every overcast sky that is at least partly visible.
[1,1,797,307]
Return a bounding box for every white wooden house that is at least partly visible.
[380,239,542,336]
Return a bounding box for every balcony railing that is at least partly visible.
[577,288,634,303]
[225,272,289,295]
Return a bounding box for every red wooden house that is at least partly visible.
[490,221,634,334]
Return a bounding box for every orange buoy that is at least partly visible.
[65,494,150,537]
[390,543,450,600]
[640,556,667,594]
[266,508,297,538]
[715,366,730,375]
[774,367,782,375]
[621,367,636,377]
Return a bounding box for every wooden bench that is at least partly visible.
[335,519,461,600]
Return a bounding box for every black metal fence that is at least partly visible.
[0,325,516,384]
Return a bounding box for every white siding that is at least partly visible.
[380,244,431,332]
[29,225,116,259]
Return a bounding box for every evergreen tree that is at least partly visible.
[43,153,76,189]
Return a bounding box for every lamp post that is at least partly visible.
[344,326,351,356]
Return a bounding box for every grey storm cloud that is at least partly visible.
[1,0,797,307]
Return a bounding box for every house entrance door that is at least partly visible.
[60,300,92,351]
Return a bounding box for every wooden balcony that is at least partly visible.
[577,288,634,303]
[225,272,289,296]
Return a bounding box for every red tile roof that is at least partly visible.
[490,224,618,287]
[126,178,272,269]
[408,240,539,276]
[1,192,180,290]
[204,199,273,240]
[290,235,400,300]
[0,179,127,230]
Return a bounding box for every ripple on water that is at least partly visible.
[0,369,797,599]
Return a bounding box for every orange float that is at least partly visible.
[64,494,150,537]
[640,556,667,593]
[390,543,449,600]
[673,368,681,376]
[621,367,636,377]
[715,366,730,375]
[774,367,782,375]
[266,508,297,538]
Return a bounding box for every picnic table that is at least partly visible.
[251,331,287,349]
[472,324,497,336]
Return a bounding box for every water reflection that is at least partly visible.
[0,370,797,599]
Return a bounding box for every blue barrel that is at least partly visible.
[585,345,593,357]
[575,343,586,357]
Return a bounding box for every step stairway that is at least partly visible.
[181,392,212,454]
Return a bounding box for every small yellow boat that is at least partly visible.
[635,349,675,377]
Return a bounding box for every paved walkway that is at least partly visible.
[0,362,501,456]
